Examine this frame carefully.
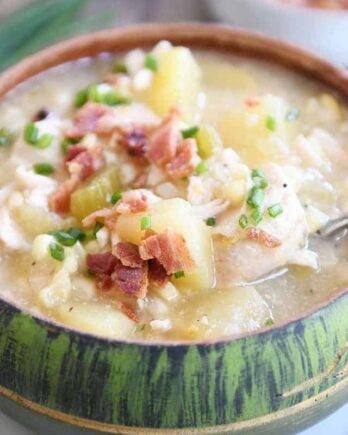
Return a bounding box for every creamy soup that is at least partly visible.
[0,41,347,341]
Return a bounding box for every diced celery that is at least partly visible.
[195,125,223,159]
[71,166,119,221]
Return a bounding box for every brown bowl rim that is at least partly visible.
[0,22,348,346]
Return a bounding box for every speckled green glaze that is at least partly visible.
[0,290,347,431]
[0,24,348,434]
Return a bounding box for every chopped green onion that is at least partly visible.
[102,91,131,106]
[93,221,104,236]
[239,214,248,229]
[265,318,274,327]
[67,227,86,242]
[140,215,151,230]
[285,107,300,122]
[174,270,185,279]
[33,163,54,175]
[85,222,104,242]
[87,84,101,102]
[182,126,199,139]
[112,61,128,74]
[195,160,209,175]
[61,137,79,154]
[268,203,283,218]
[24,122,39,144]
[50,231,77,247]
[74,89,88,108]
[247,186,265,209]
[144,53,158,72]
[36,133,53,149]
[110,191,122,205]
[251,169,268,189]
[0,128,13,147]
[250,208,263,225]
[265,115,277,132]
[49,242,65,262]
[206,216,216,227]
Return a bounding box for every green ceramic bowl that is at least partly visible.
[0,23,347,435]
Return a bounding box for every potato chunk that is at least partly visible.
[55,302,136,339]
[116,198,214,290]
[141,47,201,121]
[173,286,272,339]
[218,95,298,166]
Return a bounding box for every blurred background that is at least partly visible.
[0,0,347,434]
[1,0,348,73]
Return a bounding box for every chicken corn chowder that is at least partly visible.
[0,41,347,341]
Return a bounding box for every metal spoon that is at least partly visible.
[242,215,348,286]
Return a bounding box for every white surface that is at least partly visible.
[208,0,348,66]
[0,404,347,434]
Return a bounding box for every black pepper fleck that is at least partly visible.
[33,108,49,122]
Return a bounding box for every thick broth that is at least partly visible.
[0,45,347,341]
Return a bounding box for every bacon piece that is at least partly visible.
[114,189,151,214]
[82,189,156,228]
[87,252,118,275]
[82,206,117,228]
[65,145,85,162]
[116,301,139,323]
[113,242,143,268]
[146,109,181,166]
[67,103,112,138]
[50,146,105,214]
[245,96,261,107]
[132,171,148,188]
[48,175,79,214]
[88,251,148,300]
[166,138,198,179]
[245,227,282,248]
[119,128,148,159]
[139,230,195,275]
[68,147,105,181]
[111,261,148,299]
[148,259,169,288]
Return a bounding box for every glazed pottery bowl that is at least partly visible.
[0,23,347,435]
[207,0,348,65]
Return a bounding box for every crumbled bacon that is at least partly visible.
[132,171,148,188]
[65,145,85,162]
[116,301,139,323]
[245,96,261,107]
[48,175,79,214]
[146,108,199,179]
[148,259,169,288]
[67,103,111,138]
[87,251,148,300]
[66,146,105,181]
[114,189,152,214]
[139,230,195,275]
[111,261,148,299]
[146,109,181,166]
[119,128,148,159]
[113,242,143,268]
[245,227,282,248]
[166,138,198,179]
[82,189,155,228]
[87,252,118,275]
[50,146,105,214]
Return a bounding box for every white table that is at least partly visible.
[0,404,347,435]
